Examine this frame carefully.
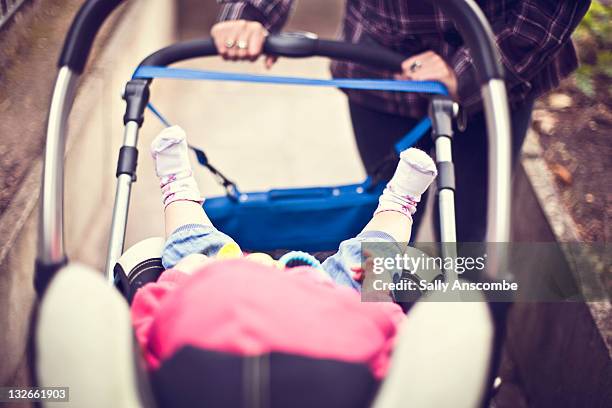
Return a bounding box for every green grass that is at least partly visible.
[572,0,612,98]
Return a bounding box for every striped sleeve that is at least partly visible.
[216,0,294,32]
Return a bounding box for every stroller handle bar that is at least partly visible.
[36,0,512,293]
[58,0,123,73]
[139,35,405,72]
[60,0,504,84]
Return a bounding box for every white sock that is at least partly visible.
[375,148,438,218]
[150,126,202,207]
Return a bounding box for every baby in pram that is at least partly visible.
[130,125,437,407]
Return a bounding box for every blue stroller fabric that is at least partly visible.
[200,118,431,251]
[137,67,446,251]
[204,181,385,252]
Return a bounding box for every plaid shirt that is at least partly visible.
[218,0,590,117]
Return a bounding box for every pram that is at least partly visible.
[32,0,513,407]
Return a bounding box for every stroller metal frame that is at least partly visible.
[35,0,511,294]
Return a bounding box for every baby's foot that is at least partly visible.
[375,148,437,218]
[151,126,202,207]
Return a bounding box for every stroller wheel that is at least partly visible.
[114,237,165,303]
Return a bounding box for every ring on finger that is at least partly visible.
[409,60,423,73]
[237,39,248,50]
[225,39,236,48]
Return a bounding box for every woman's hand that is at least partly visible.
[211,20,277,68]
[396,51,458,100]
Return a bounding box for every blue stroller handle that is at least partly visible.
[133,66,449,96]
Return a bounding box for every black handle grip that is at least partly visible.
[429,0,504,83]
[58,0,126,73]
[139,34,405,72]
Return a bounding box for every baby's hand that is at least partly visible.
[174,253,211,275]
[350,250,374,283]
